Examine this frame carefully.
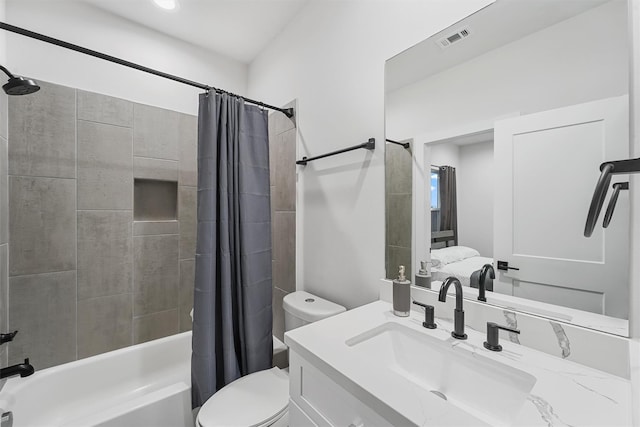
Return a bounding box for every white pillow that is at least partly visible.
[431,246,480,267]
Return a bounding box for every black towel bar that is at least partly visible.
[296,138,375,166]
[584,157,640,237]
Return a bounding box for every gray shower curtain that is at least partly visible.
[439,166,458,245]
[191,92,273,408]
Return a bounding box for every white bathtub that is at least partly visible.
[0,332,288,427]
[0,332,193,427]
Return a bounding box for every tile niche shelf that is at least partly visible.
[134,179,178,221]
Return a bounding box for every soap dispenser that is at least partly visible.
[393,265,411,317]
[415,260,431,289]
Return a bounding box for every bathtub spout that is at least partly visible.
[0,358,34,379]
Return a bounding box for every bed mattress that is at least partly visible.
[432,256,493,287]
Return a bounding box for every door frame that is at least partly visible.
[411,114,519,280]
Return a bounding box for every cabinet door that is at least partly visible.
[289,399,319,427]
[289,352,395,427]
[493,95,629,317]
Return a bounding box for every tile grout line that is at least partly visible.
[134,155,179,162]
[3,244,8,365]
[131,104,135,346]
[133,233,180,238]
[8,269,78,279]
[3,97,10,364]
[77,117,132,130]
[8,174,76,180]
[75,87,79,362]
[133,307,181,320]
[78,209,133,213]
[177,182,182,333]
[78,290,134,303]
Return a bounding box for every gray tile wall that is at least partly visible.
[133,235,179,317]
[77,293,132,359]
[269,102,297,342]
[133,104,181,160]
[3,82,294,369]
[8,271,77,367]
[177,114,197,333]
[9,176,77,276]
[8,81,76,179]
[385,142,413,280]
[5,81,198,369]
[0,242,7,369]
[179,259,195,332]
[77,211,132,300]
[77,120,133,210]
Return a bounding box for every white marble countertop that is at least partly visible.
[285,300,633,426]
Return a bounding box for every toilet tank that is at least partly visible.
[283,291,346,332]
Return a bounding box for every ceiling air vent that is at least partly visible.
[437,26,471,49]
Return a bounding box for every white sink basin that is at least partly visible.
[346,322,537,426]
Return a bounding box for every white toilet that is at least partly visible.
[196,291,346,427]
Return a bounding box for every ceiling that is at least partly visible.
[86,0,310,64]
[385,0,611,93]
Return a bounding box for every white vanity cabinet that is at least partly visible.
[288,350,394,427]
[284,301,633,426]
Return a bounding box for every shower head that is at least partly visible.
[3,76,41,96]
[0,65,40,96]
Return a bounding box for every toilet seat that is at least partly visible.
[197,367,289,427]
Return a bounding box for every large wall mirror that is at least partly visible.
[385,0,631,336]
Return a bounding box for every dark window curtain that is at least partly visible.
[191,92,273,408]
[439,166,458,245]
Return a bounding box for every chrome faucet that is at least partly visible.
[438,277,467,340]
[478,264,495,302]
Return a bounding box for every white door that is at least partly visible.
[493,96,629,318]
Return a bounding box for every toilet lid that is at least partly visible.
[198,367,289,427]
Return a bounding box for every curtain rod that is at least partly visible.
[0,21,294,118]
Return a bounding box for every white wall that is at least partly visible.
[0,0,5,64]
[248,0,493,309]
[629,0,640,339]
[5,1,247,115]
[429,140,494,257]
[457,140,493,257]
[0,0,8,368]
[386,0,628,141]
[0,0,7,135]
[430,143,460,169]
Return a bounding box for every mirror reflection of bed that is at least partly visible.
[428,134,495,293]
[430,132,493,291]
[422,105,628,322]
[431,241,494,291]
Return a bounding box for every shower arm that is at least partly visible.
[0,65,15,79]
[584,158,640,237]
